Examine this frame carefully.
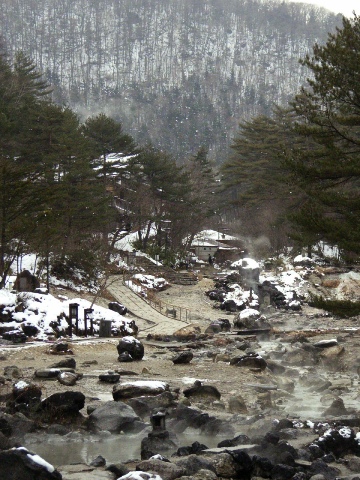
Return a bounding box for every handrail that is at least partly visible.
[122,271,190,323]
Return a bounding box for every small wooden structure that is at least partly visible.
[14,270,40,292]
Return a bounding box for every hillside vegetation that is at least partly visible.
[0,0,341,162]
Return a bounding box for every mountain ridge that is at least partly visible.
[0,0,342,162]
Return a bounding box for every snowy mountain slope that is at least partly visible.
[0,0,341,162]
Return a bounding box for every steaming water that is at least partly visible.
[23,431,226,467]
[23,336,360,466]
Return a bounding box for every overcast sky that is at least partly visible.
[288,0,357,18]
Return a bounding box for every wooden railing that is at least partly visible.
[123,272,191,323]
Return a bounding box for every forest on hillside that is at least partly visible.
[0,0,341,162]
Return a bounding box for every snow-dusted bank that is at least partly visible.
[0,290,135,341]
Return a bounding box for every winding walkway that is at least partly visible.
[106,276,191,337]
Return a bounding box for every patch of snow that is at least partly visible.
[181,377,207,385]
[14,381,29,389]
[14,447,55,473]
[0,289,135,341]
[121,380,168,390]
[121,336,141,344]
[0,290,16,306]
[338,426,352,439]
[294,255,313,264]
[231,258,259,270]
[239,308,260,320]
[27,452,55,473]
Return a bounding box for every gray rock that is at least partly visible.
[41,391,85,415]
[57,372,78,386]
[12,382,42,404]
[87,400,140,433]
[105,463,130,477]
[3,365,22,379]
[299,374,332,392]
[228,395,248,414]
[183,381,221,402]
[322,397,349,417]
[0,431,14,450]
[90,455,106,467]
[49,342,69,353]
[230,353,267,370]
[117,336,144,361]
[136,458,185,479]
[176,469,217,480]
[127,391,176,418]
[49,357,76,369]
[141,431,178,460]
[113,381,168,401]
[0,412,35,440]
[313,339,338,348]
[172,350,193,364]
[174,454,216,476]
[309,459,341,480]
[35,368,75,379]
[209,452,239,478]
[99,373,120,383]
[118,351,134,362]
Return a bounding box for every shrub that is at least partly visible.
[309,295,360,318]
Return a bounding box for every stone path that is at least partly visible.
[106,276,192,337]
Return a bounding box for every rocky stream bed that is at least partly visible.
[1,266,360,480]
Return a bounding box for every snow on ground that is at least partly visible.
[120,380,168,390]
[231,257,260,270]
[0,290,134,341]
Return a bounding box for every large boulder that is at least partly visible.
[174,454,216,477]
[0,447,62,479]
[205,319,231,334]
[183,381,221,403]
[172,324,201,341]
[41,391,85,415]
[113,381,169,401]
[12,381,42,405]
[141,431,178,460]
[49,358,76,369]
[314,425,360,458]
[87,401,141,433]
[117,336,144,361]
[167,404,210,433]
[109,301,128,315]
[136,458,185,479]
[230,353,267,370]
[128,391,176,418]
[0,412,36,440]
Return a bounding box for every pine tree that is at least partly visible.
[220,108,301,247]
[182,146,219,248]
[0,53,53,286]
[81,113,137,187]
[286,15,360,256]
[124,144,189,257]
